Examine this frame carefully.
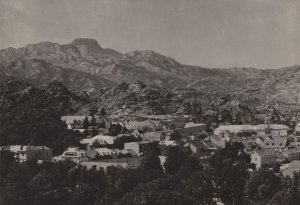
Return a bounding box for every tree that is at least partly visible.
[91,127,98,137]
[100,107,106,117]
[82,117,89,130]
[165,146,188,175]
[170,123,176,130]
[89,106,98,116]
[185,171,216,205]
[209,142,252,205]
[116,176,191,205]
[90,115,96,126]
[109,124,123,136]
[244,168,282,205]
[160,132,166,141]
[267,173,300,205]
[169,130,182,141]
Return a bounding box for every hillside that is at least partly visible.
[1,38,300,104]
[0,80,89,147]
[0,80,88,115]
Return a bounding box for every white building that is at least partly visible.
[214,124,289,137]
[94,148,129,156]
[58,147,88,163]
[6,145,52,162]
[214,125,255,136]
[80,134,115,146]
[251,149,278,169]
[124,142,144,156]
[159,140,176,147]
[255,124,289,137]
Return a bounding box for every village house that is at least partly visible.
[255,124,289,137]
[278,148,300,162]
[4,145,52,162]
[255,136,287,149]
[56,147,89,163]
[161,115,191,130]
[177,122,206,136]
[80,134,115,146]
[250,149,279,169]
[184,139,218,160]
[281,161,300,177]
[209,135,226,148]
[141,131,172,142]
[214,124,289,138]
[289,141,300,148]
[61,116,100,129]
[124,141,146,156]
[94,148,129,156]
[123,120,158,131]
[159,140,177,147]
[73,128,85,133]
[214,125,255,137]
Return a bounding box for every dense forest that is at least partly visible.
[1,142,300,205]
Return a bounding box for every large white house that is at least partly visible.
[55,147,88,163]
[255,124,289,137]
[251,149,278,169]
[214,125,255,136]
[80,134,115,146]
[214,124,289,137]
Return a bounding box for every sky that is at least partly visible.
[0,0,299,69]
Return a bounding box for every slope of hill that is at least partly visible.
[0,80,88,115]
[0,58,116,91]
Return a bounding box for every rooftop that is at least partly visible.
[184,122,206,128]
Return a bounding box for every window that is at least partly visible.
[272,143,275,146]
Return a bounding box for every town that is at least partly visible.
[3,112,300,177]
[0,94,300,205]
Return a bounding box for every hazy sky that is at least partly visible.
[0,0,299,68]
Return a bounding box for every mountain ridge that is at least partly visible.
[1,38,300,104]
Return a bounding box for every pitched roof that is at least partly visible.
[214,125,255,135]
[184,122,206,128]
[255,124,289,131]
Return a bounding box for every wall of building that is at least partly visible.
[124,142,141,156]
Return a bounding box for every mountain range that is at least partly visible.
[1,38,300,104]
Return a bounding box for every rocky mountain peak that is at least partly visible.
[125,50,181,68]
[70,38,103,56]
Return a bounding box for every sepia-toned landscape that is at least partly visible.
[1,1,300,205]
